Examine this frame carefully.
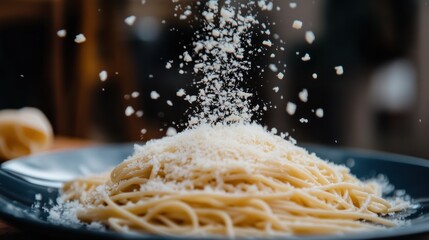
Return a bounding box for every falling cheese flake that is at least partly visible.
[166,100,173,106]
[270,53,275,58]
[165,62,172,69]
[312,73,318,79]
[301,53,310,61]
[262,40,272,47]
[166,127,178,136]
[286,102,297,115]
[131,91,140,98]
[176,88,186,97]
[183,52,192,62]
[124,15,136,26]
[298,89,308,102]
[335,66,344,75]
[299,118,309,123]
[74,34,86,43]
[57,29,67,38]
[289,2,297,8]
[150,91,160,99]
[269,64,278,72]
[140,128,147,134]
[292,20,303,29]
[305,31,315,44]
[273,87,279,93]
[316,108,324,118]
[136,110,144,117]
[99,70,108,82]
[277,72,284,79]
[125,106,135,116]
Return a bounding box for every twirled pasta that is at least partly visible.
[62,124,408,237]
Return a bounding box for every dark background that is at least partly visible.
[1,0,429,159]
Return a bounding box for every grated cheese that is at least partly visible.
[74,34,86,43]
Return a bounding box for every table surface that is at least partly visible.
[0,137,98,239]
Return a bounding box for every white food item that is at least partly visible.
[124,15,136,26]
[0,108,53,160]
[299,118,309,123]
[57,29,67,38]
[136,111,144,117]
[292,20,303,29]
[167,100,173,106]
[277,72,284,79]
[166,127,178,136]
[176,89,186,97]
[273,87,279,93]
[262,40,272,47]
[301,53,310,61]
[315,108,324,118]
[140,128,147,134]
[286,102,297,115]
[269,64,278,72]
[305,31,315,44]
[150,91,160,99]
[125,106,135,117]
[312,73,318,79]
[298,89,308,102]
[74,34,86,43]
[165,62,172,69]
[289,2,297,9]
[335,66,344,75]
[131,91,140,98]
[99,71,108,82]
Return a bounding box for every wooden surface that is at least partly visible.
[0,136,99,239]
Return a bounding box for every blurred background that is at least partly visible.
[0,0,428,158]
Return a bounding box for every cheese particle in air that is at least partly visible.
[136,111,144,117]
[176,89,186,97]
[298,89,308,102]
[335,66,344,75]
[262,40,272,47]
[57,29,67,38]
[292,20,302,29]
[124,15,136,26]
[286,102,297,115]
[301,53,310,61]
[305,31,315,44]
[312,73,318,79]
[131,91,140,98]
[315,108,324,118]
[125,106,135,116]
[166,127,178,136]
[150,91,160,100]
[74,34,86,43]
[269,64,278,72]
[99,71,108,82]
[277,72,284,80]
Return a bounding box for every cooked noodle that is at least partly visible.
[62,124,408,237]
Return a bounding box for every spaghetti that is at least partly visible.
[61,124,409,237]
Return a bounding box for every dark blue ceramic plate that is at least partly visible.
[1,143,429,240]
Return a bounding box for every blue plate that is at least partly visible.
[1,143,429,239]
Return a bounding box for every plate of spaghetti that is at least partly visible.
[0,123,429,239]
